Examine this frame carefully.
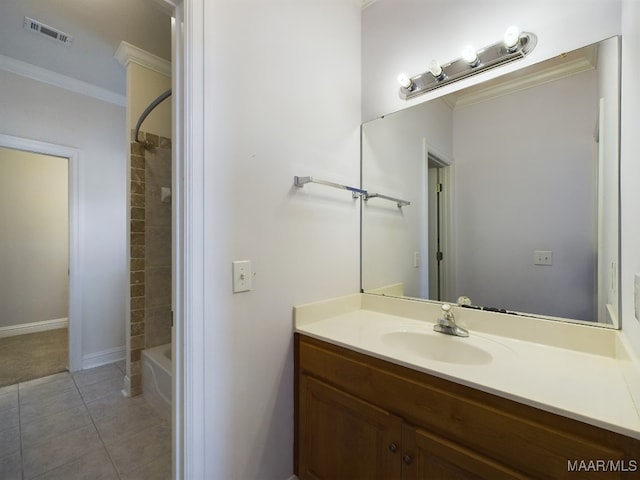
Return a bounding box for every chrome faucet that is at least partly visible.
[433,304,469,337]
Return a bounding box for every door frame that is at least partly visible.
[425,142,454,303]
[149,0,203,476]
[0,133,82,372]
[164,0,207,477]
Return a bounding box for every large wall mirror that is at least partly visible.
[361,36,620,328]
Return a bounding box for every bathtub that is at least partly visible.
[142,344,171,420]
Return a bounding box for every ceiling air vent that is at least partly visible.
[23,16,73,46]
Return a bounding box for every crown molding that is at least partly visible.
[361,0,377,8]
[0,54,125,106]
[151,0,177,15]
[449,57,595,109]
[115,41,171,77]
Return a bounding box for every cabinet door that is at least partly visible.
[401,425,527,480]
[298,375,403,480]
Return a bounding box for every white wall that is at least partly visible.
[200,1,361,478]
[0,70,127,363]
[452,71,598,320]
[362,0,621,121]
[128,63,171,139]
[362,98,453,297]
[621,0,640,358]
[0,148,68,327]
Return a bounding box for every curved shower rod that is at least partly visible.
[134,88,172,145]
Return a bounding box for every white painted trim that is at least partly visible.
[114,41,172,77]
[0,54,126,107]
[122,375,131,398]
[172,3,184,479]
[361,0,377,9]
[173,0,206,477]
[450,57,595,108]
[0,318,68,338]
[0,134,83,372]
[82,346,126,370]
[152,0,178,15]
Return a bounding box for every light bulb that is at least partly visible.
[428,60,443,79]
[462,45,479,66]
[397,72,413,89]
[504,25,520,50]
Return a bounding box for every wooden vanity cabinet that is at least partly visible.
[295,334,640,479]
[298,374,402,479]
[402,424,527,479]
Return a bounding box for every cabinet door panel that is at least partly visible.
[402,424,528,480]
[298,375,402,480]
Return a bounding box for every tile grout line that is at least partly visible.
[11,368,167,479]
[72,373,123,480]
[17,383,24,480]
[0,384,22,480]
[20,374,87,480]
[20,373,118,480]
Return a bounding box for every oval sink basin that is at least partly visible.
[381,331,494,365]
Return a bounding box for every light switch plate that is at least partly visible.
[232,260,252,293]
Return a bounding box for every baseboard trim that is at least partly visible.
[0,318,68,338]
[82,346,126,370]
[122,375,132,397]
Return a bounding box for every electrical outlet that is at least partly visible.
[232,260,252,293]
[533,250,553,266]
[413,252,420,268]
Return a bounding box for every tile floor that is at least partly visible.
[0,361,171,479]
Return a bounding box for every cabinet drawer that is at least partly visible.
[297,334,639,479]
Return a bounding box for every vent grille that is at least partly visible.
[23,16,73,46]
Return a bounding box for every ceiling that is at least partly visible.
[0,0,172,96]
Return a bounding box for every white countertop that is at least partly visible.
[294,293,640,440]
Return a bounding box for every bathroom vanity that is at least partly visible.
[294,294,640,479]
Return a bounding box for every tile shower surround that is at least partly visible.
[0,363,170,479]
[130,131,172,396]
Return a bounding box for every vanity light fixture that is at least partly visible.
[398,26,537,100]
[397,72,413,89]
[427,60,446,81]
[503,25,521,52]
[462,45,480,67]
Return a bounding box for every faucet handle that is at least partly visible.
[457,295,472,306]
[435,303,469,337]
[440,303,454,321]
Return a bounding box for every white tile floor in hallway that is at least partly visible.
[0,361,171,479]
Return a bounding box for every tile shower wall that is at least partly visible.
[129,131,171,396]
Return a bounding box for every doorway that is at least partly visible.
[0,146,67,385]
[0,134,82,378]
[426,150,452,302]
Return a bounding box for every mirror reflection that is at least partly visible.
[361,36,620,327]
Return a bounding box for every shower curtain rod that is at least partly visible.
[134,88,172,144]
